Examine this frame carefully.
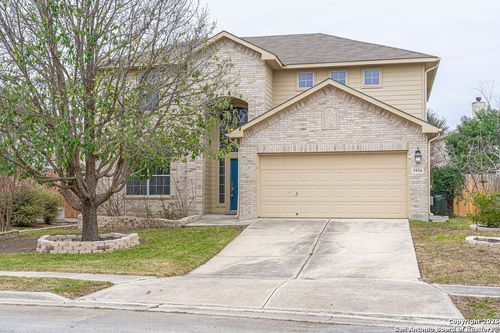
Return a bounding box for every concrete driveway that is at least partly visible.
[86,219,462,323]
[191,219,420,280]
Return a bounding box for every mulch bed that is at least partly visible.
[0,237,38,253]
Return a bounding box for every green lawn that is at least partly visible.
[0,227,241,276]
[450,296,500,319]
[0,276,111,299]
[410,218,499,286]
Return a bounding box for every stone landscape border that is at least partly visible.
[37,233,140,254]
[77,215,200,231]
[0,230,19,241]
[469,224,500,232]
[465,236,500,248]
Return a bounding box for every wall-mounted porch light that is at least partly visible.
[414,148,422,164]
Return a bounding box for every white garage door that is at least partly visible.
[258,152,408,218]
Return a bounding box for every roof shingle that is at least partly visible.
[241,33,437,65]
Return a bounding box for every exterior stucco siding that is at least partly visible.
[239,86,430,220]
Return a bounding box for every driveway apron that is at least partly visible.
[85,219,462,320]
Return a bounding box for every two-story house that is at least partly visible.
[124,31,440,221]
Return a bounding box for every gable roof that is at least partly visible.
[210,31,439,69]
[228,79,440,138]
[241,33,438,66]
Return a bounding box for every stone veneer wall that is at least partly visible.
[37,233,140,254]
[77,215,200,231]
[0,230,19,241]
[238,86,431,221]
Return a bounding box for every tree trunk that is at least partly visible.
[81,201,99,241]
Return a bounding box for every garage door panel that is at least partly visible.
[258,153,407,218]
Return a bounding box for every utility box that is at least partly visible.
[432,194,448,216]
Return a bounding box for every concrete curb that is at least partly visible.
[0,271,156,284]
[0,291,69,302]
[0,294,459,328]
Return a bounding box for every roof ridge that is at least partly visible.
[242,32,324,38]
[244,32,436,58]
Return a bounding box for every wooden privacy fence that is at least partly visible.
[453,190,476,217]
[453,175,499,217]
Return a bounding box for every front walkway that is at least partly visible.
[185,214,252,227]
[83,219,463,323]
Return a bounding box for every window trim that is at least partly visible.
[137,72,160,112]
[362,68,382,88]
[296,71,315,90]
[126,167,171,197]
[329,70,348,85]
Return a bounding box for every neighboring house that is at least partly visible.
[123,31,441,221]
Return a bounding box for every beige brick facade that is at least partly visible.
[121,37,432,221]
[121,38,271,217]
[238,86,430,221]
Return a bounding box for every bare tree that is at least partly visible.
[426,109,449,133]
[97,179,125,216]
[475,80,500,110]
[0,0,233,240]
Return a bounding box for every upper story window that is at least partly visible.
[330,71,347,85]
[297,72,314,89]
[137,72,160,112]
[126,167,170,196]
[363,69,381,86]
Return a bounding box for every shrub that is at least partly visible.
[431,166,466,215]
[471,192,500,228]
[38,188,63,224]
[11,181,63,227]
[12,182,44,227]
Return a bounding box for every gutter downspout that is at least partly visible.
[425,64,440,219]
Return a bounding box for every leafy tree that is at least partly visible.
[446,109,499,193]
[426,109,449,133]
[0,0,233,240]
[430,166,465,215]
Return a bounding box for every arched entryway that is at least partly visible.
[210,98,248,215]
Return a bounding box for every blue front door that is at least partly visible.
[230,159,238,212]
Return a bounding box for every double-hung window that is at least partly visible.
[138,72,160,112]
[363,69,381,86]
[330,71,347,85]
[297,72,314,89]
[126,167,170,196]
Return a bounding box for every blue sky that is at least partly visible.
[202,0,500,129]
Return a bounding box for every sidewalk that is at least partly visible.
[185,215,252,227]
[433,284,500,298]
[0,270,460,328]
